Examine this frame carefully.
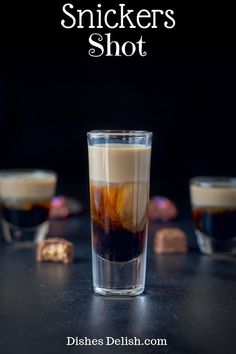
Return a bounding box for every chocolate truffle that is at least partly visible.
[37,238,74,264]
[154,228,188,254]
[149,196,178,222]
[50,196,83,219]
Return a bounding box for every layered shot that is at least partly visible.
[88,131,152,296]
[190,177,236,255]
[0,170,57,242]
[89,144,151,262]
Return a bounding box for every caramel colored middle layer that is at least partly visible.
[90,181,149,233]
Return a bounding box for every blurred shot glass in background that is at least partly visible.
[0,170,57,243]
[190,177,236,255]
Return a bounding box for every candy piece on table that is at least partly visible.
[50,196,84,219]
[149,196,178,222]
[37,238,74,264]
[154,228,188,254]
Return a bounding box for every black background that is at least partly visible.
[0,0,235,211]
[0,4,236,354]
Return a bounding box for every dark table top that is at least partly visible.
[0,216,235,354]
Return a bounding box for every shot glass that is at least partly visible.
[87,130,152,296]
[0,169,57,243]
[190,177,236,255]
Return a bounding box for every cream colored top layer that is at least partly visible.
[89,144,151,183]
[0,173,56,201]
[190,184,236,208]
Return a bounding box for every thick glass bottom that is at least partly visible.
[196,230,236,255]
[94,286,144,297]
[92,249,146,296]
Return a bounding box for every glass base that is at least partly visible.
[92,249,146,296]
[196,230,236,255]
[94,286,144,297]
[1,219,49,243]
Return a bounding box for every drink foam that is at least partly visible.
[88,144,151,183]
[190,184,236,208]
[0,171,56,201]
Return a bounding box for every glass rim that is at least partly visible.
[190,176,236,188]
[0,169,57,178]
[87,130,152,137]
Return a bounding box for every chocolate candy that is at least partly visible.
[50,196,84,219]
[149,196,178,222]
[37,238,74,264]
[154,228,188,254]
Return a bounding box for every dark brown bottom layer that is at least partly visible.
[2,205,50,228]
[192,208,236,240]
[92,221,146,262]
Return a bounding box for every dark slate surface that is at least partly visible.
[0,216,235,354]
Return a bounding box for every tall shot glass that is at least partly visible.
[87,131,152,296]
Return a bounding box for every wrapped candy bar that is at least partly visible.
[37,238,74,264]
[154,227,188,254]
[149,196,178,222]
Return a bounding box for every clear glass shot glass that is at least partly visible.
[190,176,236,255]
[0,169,57,243]
[87,130,152,296]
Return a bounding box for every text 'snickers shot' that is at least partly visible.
[61,3,175,56]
